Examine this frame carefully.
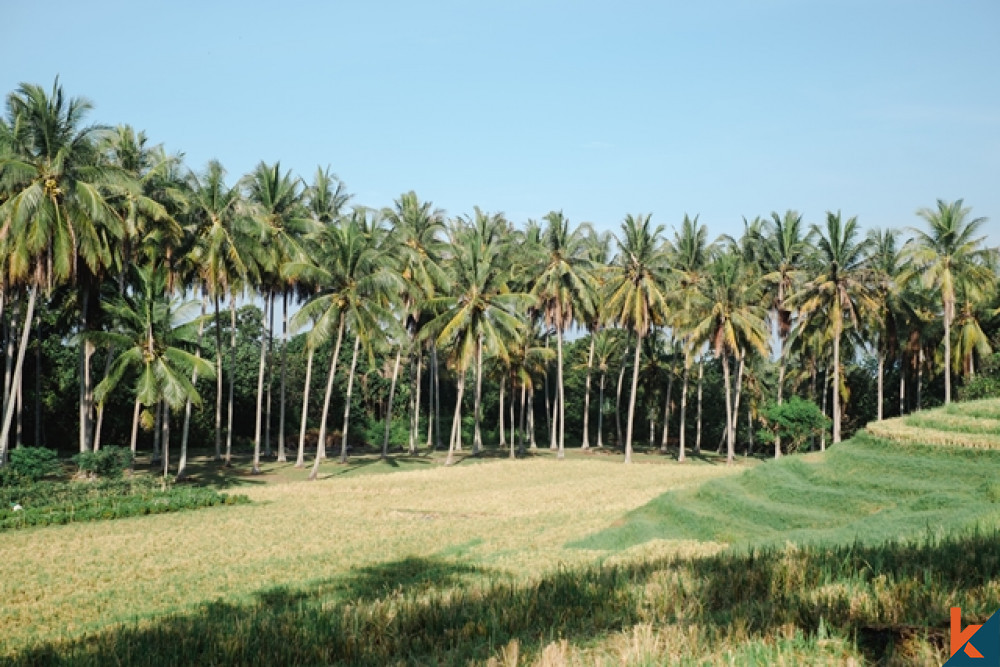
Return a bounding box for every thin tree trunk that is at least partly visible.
[877,346,884,421]
[596,371,606,448]
[130,396,141,455]
[214,295,223,461]
[152,399,162,463]
[722,351,734,465]
[729,352,745,453]
[556,325,566,458]
[516,380,526,458]
[79,289,95,454]
[278,291,288,462]
[899,355,906,416]
[410,347,422,455]
[0,286,35,462]
[695,358,704,454]
[678,357,689,462]
[944,297,952,404]
[296,345,315,467]
[615,340,628,448]
[382,347,403,459]
[820,368,829,452]
[660,356,676,452]
[264,290,275,459]
[446,367,467,465]
[225,296,237,466]
[432,343,441,450]
[161,400,170,479]
[178,296,207,481]
[309,315,345,480]
[745,394,753,457]
[833,316,842,444]
[338,335,361,464]
[775,336,786,458]
[917,348,924,411]
[35,316,43,447]
[252,291,270,474]
[498,375,506,448]
[473,336,484,454]
[624,329,643,463]
[528,383,537,450]
[544,336,552,443]
[509,376,515,453]
[15,367,22,450]
[582,333,595,449]
[2,290,9,421]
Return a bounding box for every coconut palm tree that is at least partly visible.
[605,214,671,463]
[758,210,810,455]
[790,212,876,444]
[909,199,995,404]
[689,252,769,464]
[187,160,256,465]
[530,211,596,458]
[0,80,125,457]
[866,227,913,420]
[580,227,612,449]
[424,216,529,465]
[91,263,213,478]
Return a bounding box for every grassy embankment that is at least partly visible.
[4,399,1000,664]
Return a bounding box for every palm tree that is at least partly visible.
[91,264,213,478]
[690,252,769,464]
[0,80,125,456]
[382,191,446,455]
[530,211,596,458]
[790,212,877,444]
[243,160,309,471]
[605,214,671,463]
[187,160,255,465]
[909,199,995,404]
[866,227,912,420]
[580,227,612,449]
[424,215,529,465]
[758,210,809,455]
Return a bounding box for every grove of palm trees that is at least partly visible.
[4,79,1000,664]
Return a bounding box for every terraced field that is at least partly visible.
[866,398,1000,448]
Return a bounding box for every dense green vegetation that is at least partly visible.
[0,79,997,480]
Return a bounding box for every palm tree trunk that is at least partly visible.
[178,295,207,481]
[161,400,170,479]
[152,399,162,463]
[338,335,361,464]
[382,347,403,459]
[660,357,676,452]
[678,357,689,463]
[877,345,884,421]
[899,356,906,416]
[775,336,786,458]
[730,352,745,453]
[544,336,552,443]
[556,325,566,458]
[79,288,95,454]
[278,291,289,462]
[582,333,595,449]
[528,383,537,450]
[695,358,704,454]
[820,368,829,452]
[264,290,275,459]
[309,315,344,480]
[597,371,606,448]
[309,316,345,480]
[92,342,116,451]
[410,346,422,455]
[516,380,526,458]
[35,318,43,447]
[130,396,141,455]
[833,315,842,444]
[214,295,223,461]
[473,336,484,454]
[509,377,515,451]
[1,289,9,422]
[446,367,467,465]
[14,365,22,450]
[225,296,237,466]
[625,329,643,463]
[722,351,734,465]
[432,343,442,450]
[943,297,953,404]
[296,345,315,468]
[615,341,628,448]
[498,375,506,448]
[252,291,271,474]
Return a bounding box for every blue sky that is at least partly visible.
[4,0,999,245]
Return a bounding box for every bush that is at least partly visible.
[7,447,62,482]
[757,397,830,454]
[73,446,134,478]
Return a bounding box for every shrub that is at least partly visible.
[757,397,830,454]
[958,353,1000,401]
[73,446,134,478]
[7,447,62,483]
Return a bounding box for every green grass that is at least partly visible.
[577,431,1000,551]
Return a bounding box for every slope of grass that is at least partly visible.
[578,403,1000,551]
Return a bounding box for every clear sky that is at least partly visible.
[4,0,999,245]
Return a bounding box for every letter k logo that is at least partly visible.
[952,607,985,659]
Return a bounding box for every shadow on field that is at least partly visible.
[12,529,1000,665]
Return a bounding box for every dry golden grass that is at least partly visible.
[0,457,737,653]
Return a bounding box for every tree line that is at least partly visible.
[1,79,998,477]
